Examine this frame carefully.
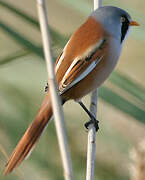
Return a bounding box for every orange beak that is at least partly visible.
[129,21,140,26]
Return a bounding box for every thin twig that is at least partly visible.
[86,1,102,180]
[36,0,73,179]
[86,90,98,180]
[94,0,102,8]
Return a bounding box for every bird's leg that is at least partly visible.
[45,82,49,92]
[78,101,99,132]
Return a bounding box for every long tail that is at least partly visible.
[4,92,53,175]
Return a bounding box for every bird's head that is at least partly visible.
[91,6,139,43]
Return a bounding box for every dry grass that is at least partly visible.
[130,139,145,180]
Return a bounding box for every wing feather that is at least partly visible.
[59,38,106,93]
[54,17,107,94]
[59,55,103,94]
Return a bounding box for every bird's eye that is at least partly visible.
[121,16,126,23]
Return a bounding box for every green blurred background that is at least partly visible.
[0,0,145,179]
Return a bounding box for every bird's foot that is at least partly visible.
[84,116,99,132]
[45,83,48,92]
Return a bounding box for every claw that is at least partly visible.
[84,119,99,132]
[45,83,48,92]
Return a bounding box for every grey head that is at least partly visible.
[91,6,132,43]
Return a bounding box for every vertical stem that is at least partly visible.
[94,0,102,9]
[86,90,98,180]
[36,0,73,179]
[86,1,102,180]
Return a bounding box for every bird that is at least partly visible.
[4,6,139,175]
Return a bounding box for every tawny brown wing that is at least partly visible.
[59,38,106,94]
[55,16,105,87]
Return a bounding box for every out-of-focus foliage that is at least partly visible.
[0,0,145,180]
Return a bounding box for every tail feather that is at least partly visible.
[4,92,53,175]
